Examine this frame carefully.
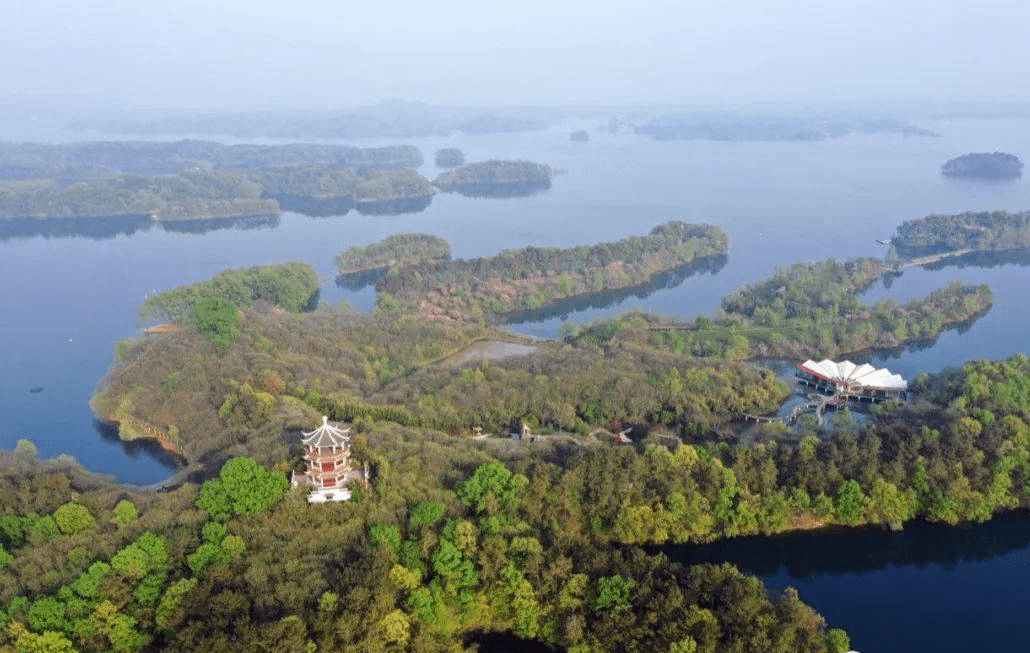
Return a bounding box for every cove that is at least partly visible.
[664,511,1030,653]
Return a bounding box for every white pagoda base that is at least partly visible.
[307,487,352,503]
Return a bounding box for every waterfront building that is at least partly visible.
[796,359,907,402]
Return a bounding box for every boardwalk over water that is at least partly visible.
[744,394,840,427]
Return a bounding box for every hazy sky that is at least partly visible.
[4,0,1028,112]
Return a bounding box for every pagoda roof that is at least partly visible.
[798,359,907,391]
[302,416,351,447]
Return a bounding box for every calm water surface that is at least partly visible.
[3,117,1030,650]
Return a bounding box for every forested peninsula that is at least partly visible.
[0,142,434,221]
[4,208,1028,653]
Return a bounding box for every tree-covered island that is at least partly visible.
[636,113,938,141]
[335,234,451,275]
[369,222,728,323]
[941,152,1023,179]
[0,142,435,221]
[888,209,1030,258]
[434,148,466,168]
[432,160,553,198]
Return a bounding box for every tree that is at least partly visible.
[833,479,866,524]
[456,462,528,518]
[54,503,96,536]
[188,297,238,352]
[27,597,68,634]
[0,543,12,571]
[867,478,917,530]
[378,610,411,648]
[111,500,138,526]
[11,628,78,653]
[590,575,635,613]
[196,457,288,521]
[155,578,197,630]
[825,628,851,653]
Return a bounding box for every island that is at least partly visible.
[371,221,728,323]
[434,147,465,168]
[941,152,1023,179]
[69,101,553,138]
[432,159,553,197]
[888,209,1030,258]
[0,142,436,221]
[635,112,938,141]
[0,140,424,179]
[335,233,450,275]
[570,129,590,142]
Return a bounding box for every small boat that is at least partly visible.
[29,386,44,393]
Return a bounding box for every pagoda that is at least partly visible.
[291,416,355,503]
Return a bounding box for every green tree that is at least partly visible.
[867,478,918,530]
[457,462,528,518]
[590,575,635,613]
[27,597,68,634]
[188,297,239,352]
[196,457,288,521]
[0,543,12,570]
[155,578,197,630]
[111,500,138,526]
[825,628,851,653]
[833,479,866,524]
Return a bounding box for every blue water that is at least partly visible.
[4,116,1030,650]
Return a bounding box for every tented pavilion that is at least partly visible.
[291,416,357,503]
[796,359,908,402]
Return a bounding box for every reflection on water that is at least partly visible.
[438,179,552,198]
[0,193,438,240]
[664,511,1030,653]
[355,195,433,216]
[506,254,729,324]
[664,511,1030,578]
[0,215,154,240]
[94,419,184,476]
[921,246,1030,271]
[0,213,281,240]
[336,267,389,291]
[158,214,280,234]
[273,194,355,217]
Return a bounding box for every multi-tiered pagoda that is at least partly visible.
[291,416,357,503]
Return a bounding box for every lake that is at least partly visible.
[3,115,1030,650]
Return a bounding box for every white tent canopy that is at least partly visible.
[798,359,907,391]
